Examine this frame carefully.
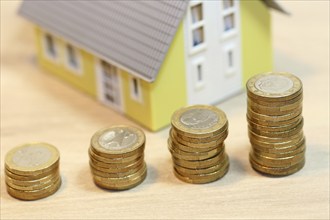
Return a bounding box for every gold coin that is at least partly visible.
[249,135,305,150]
[171,124,228,143]
[6,177,61,201]
[169,141,224,161]
[248,119,303,138]
[174,155,229,175]
[168,137,219,153]
[173,162,229,184]
[251,143,305,158]
[247,106,302,122]
[90,125,145,157]
[5,166,59,181]
[6,175,60,191]
[5,142,60,176]
[94,169,147,191]
[248,117,303,133]
[247,114,302,127]
[172,129,228,148]
[5,168,60,187]
[90,161,144,178]
[251,136,305,152]
[89,156,144,173]
[246,72,302,101]
[93,162,147,183]
[93,163,147,190]
[248,129,304,143]
[172,151,227,169]
[89,152,143,168]
[171,105,228,138]
[175,157,229,178]
[88,147,142,164]
[90,144,145,159]
[248,91,303,107]
[172,128,228,145]
[249,157,305,176]
[247,98,302,114]
[250,151,304,168]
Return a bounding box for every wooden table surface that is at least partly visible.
[1,1,329,219]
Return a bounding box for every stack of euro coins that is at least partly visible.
[5,142,61,200]
[246,72,305,176]
[89,125,147,190]
[169,105,229,184]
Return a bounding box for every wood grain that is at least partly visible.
[1,1,329,219]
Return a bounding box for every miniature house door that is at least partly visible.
[97,60,123,111]
[184,0,242,105]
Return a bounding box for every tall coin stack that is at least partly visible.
[5,142,61,200]
[89,125,147,190]
[246,72,305,176]
[169,105,229,184]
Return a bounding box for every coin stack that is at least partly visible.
[246,72,305,176]
[89,125,147,190]
[5,142,61,200]
[169,105,230,184]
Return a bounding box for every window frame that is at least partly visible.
[223,43,237,77]
[220,0,238,39]
[42,32,59,62]
[64,43,83,75]
[192,58,205,90]
[188,1,207,55]
[129,76,143,103]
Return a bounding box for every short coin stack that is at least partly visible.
[89,125,147,190]
[5,142,61,200]
[246,72,305,176]
[169,105,229,184]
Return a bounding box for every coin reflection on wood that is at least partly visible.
[169,105,229,184]
[4,142,61,200]
[246,72,305,176]
[88,125,147,190]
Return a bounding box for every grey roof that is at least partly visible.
[19,1,286,82]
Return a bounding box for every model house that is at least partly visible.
[19,0,286,131]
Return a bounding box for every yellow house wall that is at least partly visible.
[35,26,97,97]
[149,22,187,131]
[120,71,153,129]
[240,0,273,85]
[35,23,187,131]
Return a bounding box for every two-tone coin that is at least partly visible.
[89,125,147,190]
[169,105,229,184]
[4,142,61,200]
[246,72,306,176]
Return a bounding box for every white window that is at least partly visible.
[193,59,205,90]
[227,50,234,68]
[65,44,82,74]
[189,2,205,51]
[130,77,143,103]
[100,60,122,108]
[223,45,237,77]
[197,64,203,82]
[224,13,235,32]
[43,33,58,61]
[221,0,237,35]
[223,0,234,9]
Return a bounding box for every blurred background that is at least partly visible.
[1,1,329,219]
